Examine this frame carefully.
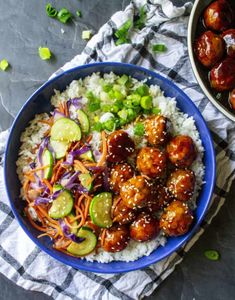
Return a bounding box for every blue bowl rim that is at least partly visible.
[4,62,216,273]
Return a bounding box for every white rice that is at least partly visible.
[16,72,205,263]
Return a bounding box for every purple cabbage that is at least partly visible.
[29,162,36,169]
[67,98,83,110]
[58,219,85,243]
[36,137,50,178]
[62,145,91,166]
[53,110,66,121]
[62,171,80,188]
[34,196,52,205]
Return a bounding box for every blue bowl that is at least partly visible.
[4,62,216,273]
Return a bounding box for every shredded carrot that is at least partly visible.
[100,229,107,247]
[86,135,92,143]
[42,179,53,194]
[74,160,89,174]
[71,141,80,151]
[25,208,48,232]
[58,102,65,114]
[38,119,53,126]
[37,232,53,239]
[24,164,50,175]
[64,217,82,229]
[75,204,85,227]
[64,102,69,117]
[97,131,107,167]
[84,196,91,220]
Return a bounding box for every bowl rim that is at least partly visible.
[4,62,216,273]
[187,0,235,123]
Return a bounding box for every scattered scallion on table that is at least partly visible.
[134,6,147,30]
[0,59,9,71]
[82,30,92,40]
[38,47,52,60]
[204,250,220,261]
[57,8,72,24]
[114,19,132,46]
[152,44,167,53]
[76,10,82,17]
[46,3,58,18]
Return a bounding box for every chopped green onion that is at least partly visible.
[46,3,58,18]
[127,108,137,121]
[76,10,82,17]
[124,99,134,108]
[92,122,103,132]
[101,104,112,112]
[114,90,125,101]
[114,19,132,46]
[57,8,72,24]
[152,107,161,115]
[102,83,112,92]
[134,123,145,136]
[38,47,52,60]
[152,44,167,53]
[86,91,100,112]
[204,250,220,261]
[103,118,116,131]
[117,74,129,85]
[82,30,92,40]
[0,59,9,71]
[118,109,128,121]
[135,84,149,96]
[140,95,153,109]
[134,6,147,30]
[113,100,123,112]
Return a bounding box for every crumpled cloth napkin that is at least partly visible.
[0,1,235,299]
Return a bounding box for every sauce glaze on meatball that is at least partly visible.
[137,147,167,179]
[120,175,152,209]
[109,163,134,193]
[112,197,136,225]
[130,213,160,242]
[194,31,225,68]
[101,225,130,252]
[160,200,194,236]
[167,169,195,202]
[167,135,197,168]
[144,115,171,146]
[107,130,135,163]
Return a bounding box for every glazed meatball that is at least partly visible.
[107,130,135,163]
[194,31,225,68]
[167,169,195,202]
[109,163,134,193]
[159,200,194,236]
[112,197,136,225]
[222,29,235,58]
[167,135,197,168]
[101,225,130,252]
[137,147,167,179]
[130,213,160,242]
[203,0,234,32]
[144,115,171,146]
[147,185,172,213]
[210,57,235,91]
[120,175,152,209]
[229,89,235,110]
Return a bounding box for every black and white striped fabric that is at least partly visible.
[0,0,235,299]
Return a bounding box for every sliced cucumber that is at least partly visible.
[52,184,63,193]
[51,118,81,142]
[49,190,73,219]
[80,150,95,162]
[77,110,90,134]
[50,139,70,159]
[67,226,97,256]
[89,192,113,228]
[67,213,78,235]
[79,173,93,191]
[42,149,53,179]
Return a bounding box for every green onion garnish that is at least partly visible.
[152,107,161,115]
[152,44,167,53]
[204,250,220,261]
[134,123,145,136]
[82,30,92,40]
[38,47,52,60]
[57,8,72,24]
[0,59,9,71]
[76,10,82,17]
[114,19,132,46]
[140,95,153,109]
[134,6,147,30]
[92,122,103,132]
[46,3,58,18]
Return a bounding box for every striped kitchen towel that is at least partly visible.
[0,0,234,299]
